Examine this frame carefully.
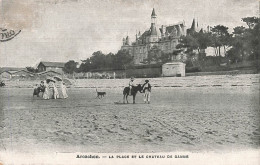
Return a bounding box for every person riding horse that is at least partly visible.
[123,77,143,104]
[129,77,136,96]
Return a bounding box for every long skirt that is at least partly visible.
[62,88,68,98]
[43,89,49,100]
[53,88,59,99]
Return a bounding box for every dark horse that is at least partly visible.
[123,84,143,104]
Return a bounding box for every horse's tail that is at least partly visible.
[123,87,129,95]
[123,87,126,95]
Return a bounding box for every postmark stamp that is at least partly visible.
[0,28,21,42]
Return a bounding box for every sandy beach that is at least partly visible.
[0,75,259,154]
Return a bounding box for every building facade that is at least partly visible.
[37,62,65,73]
[121,8,191,64]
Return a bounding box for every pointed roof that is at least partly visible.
[151,8,156,17]
[125,36,130,45]
[191,18,196,30]
[159,23,183,37]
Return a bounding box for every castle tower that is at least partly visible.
[191,18,196,32]
[150,8,157,36]
[151,8,156,24]
[122,37,126,45]
[150,8,159,42]
[126,36,130,45]
[182,20,186,36]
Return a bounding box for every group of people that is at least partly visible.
[129,77,151,104]
[34,80,68,100]
[35,77,150,102]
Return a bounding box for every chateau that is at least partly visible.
[121,8,199,64]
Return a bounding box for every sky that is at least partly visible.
[0,0,258,67]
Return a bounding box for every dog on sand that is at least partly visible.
[96,88,106,99]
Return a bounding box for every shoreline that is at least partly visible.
[0,74,259,89]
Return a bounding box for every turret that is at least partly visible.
[122,38,126,45]
[191,18,196,31]
[126,36,130,45]
[182,20,186,36]
[161,25,165,37]
[150,8,157,36]
[151,8,156,24]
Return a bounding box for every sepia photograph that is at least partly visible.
[0,0,259,164]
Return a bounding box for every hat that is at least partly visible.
[130,77,135,80]
[145,79,149,83]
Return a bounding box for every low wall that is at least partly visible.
[126,67,161,78]
[186,69,258,77]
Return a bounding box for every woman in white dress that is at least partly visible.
[53,82,60,99]
[42,81,50,100]
[61,82,68,99]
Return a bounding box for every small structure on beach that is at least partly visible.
[162,62,186,77]
[37,61,65,74]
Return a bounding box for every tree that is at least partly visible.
[244,19,260,60]
[195,31,212,50]
[176,35,199,66]
[63,60,78,74]
[250,22,260,60]
[113,49,133,69]
[242,17,259,29]
[78,50,133,72]
[89,51,106,69]
[227,17,260,62]
[233,26,246,36]
[177,35,199,53]
[78,58,92,72]
[227,26,247,62]
[104,52,115,68]
[210,25,231,56]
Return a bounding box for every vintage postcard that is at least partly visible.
[0,0,259,164]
